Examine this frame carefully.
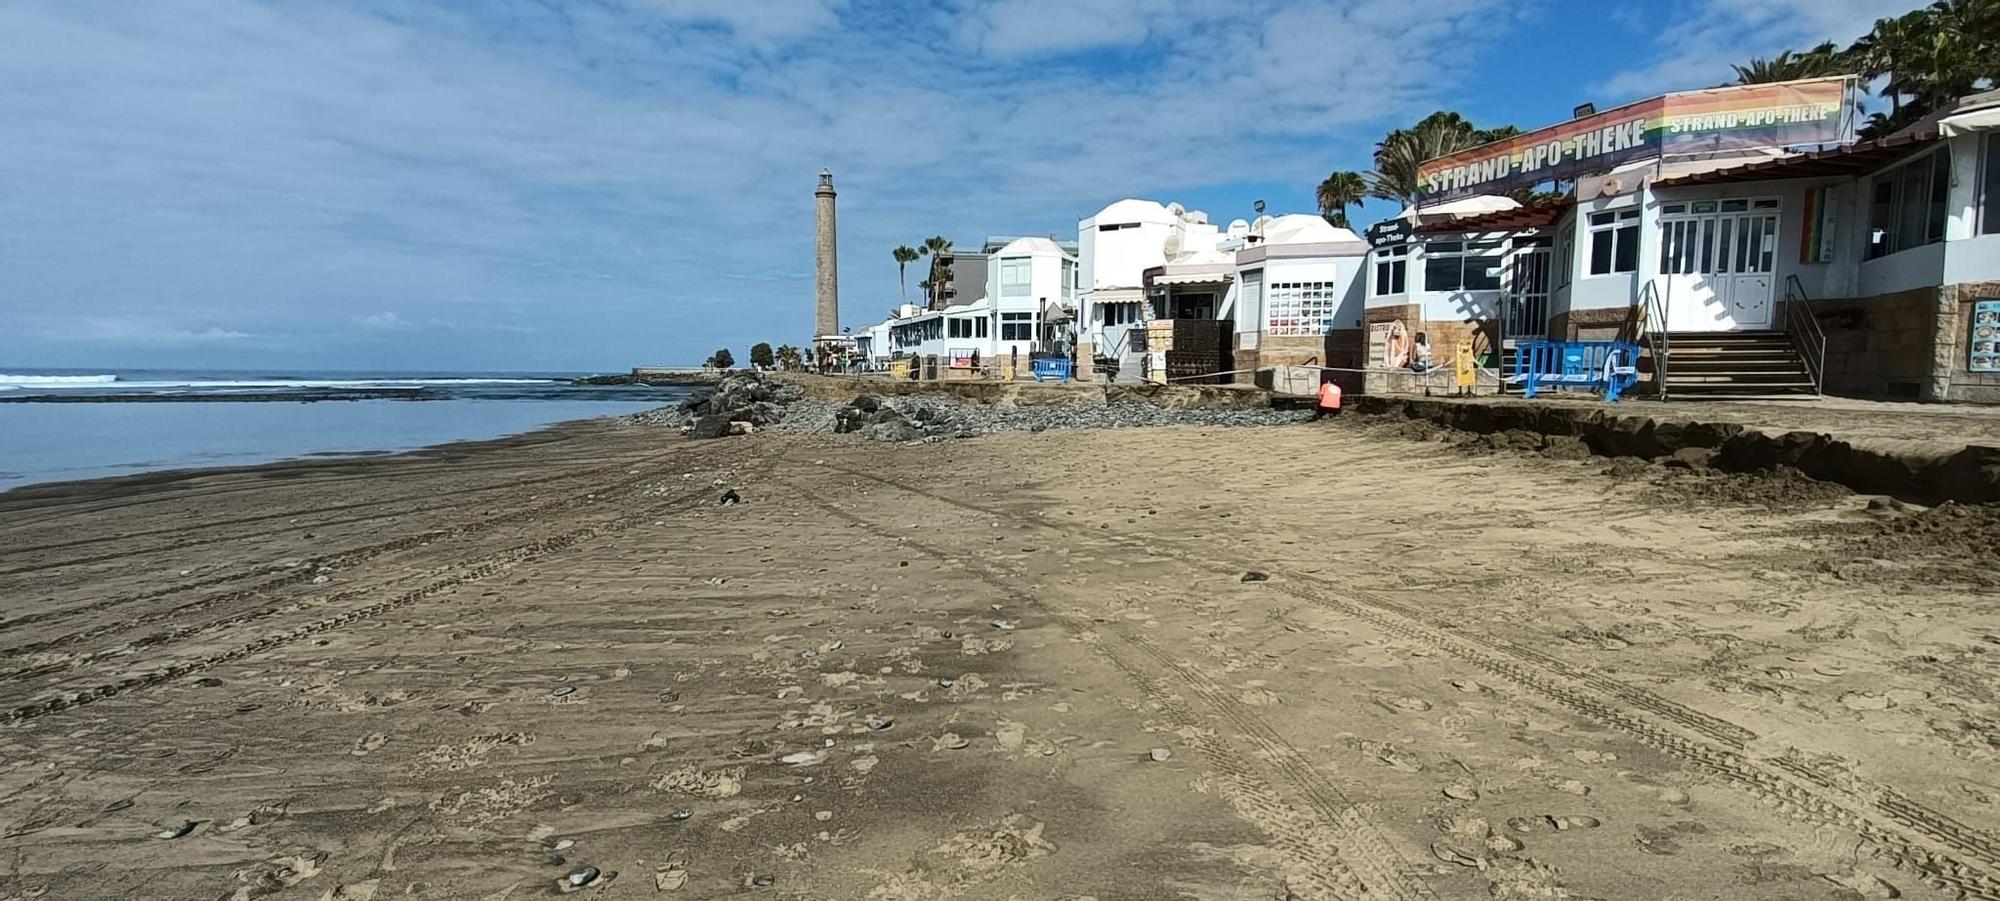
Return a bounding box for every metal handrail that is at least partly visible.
[1637,279,1671,400]
[1783,275,1827,396]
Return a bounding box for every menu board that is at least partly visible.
[1974,300,2000,373]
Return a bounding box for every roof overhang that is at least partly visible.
[1144,264,1234,288]
[1652,130,1941,188]
[1415,201,1572,235]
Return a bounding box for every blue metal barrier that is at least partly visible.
[1510,340,1640,402]
[1030,358,1073,383]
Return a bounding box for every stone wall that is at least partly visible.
[1811,288,1938,400]
[1549,307,1639,342]
[1943,280,2000,404]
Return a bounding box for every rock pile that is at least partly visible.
[830,395,972,442]
[794,392,1307,441]
[633,371,806,439]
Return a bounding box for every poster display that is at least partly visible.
[1973,300,2000,373]
[1416,77,1858,203]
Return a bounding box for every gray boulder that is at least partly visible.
[689,414,733,439]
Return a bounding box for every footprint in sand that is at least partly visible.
[351,733,388,756]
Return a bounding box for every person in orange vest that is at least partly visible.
[1313,378,1342,420]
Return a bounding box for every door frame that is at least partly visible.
[1657,196,1781,331]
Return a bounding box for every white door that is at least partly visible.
[1659,203,1778,331]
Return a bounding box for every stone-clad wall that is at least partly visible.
[1810,288,1938,399]
[1945,281,2000,404]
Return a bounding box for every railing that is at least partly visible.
[1783,275,1827,396]
[1637,279,1671,400]
[1510,340,1643,402]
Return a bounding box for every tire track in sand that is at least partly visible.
[778,472,1436,901]
[0,444,723,655]
[817,459,2000,901]
[2,455,770,724]
[0,451,660,572]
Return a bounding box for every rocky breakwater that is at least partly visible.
[626,371,805,438]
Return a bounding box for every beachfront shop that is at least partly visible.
[1365,78,2000,402]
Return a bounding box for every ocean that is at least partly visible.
[0,368,687,493]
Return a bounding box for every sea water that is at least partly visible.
[0,369,686,492]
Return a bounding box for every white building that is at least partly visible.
[1227,214,1370,375]
[1362,84,2000,401]
[1077,199,1226,376]
[986,236,1078,362]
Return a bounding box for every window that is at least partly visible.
[1265,281,1338,336]
[1000,311,1033,341]
[1423,239,1504,291]
[1868,149,1952,258]
[1587,209,1640,275]
[1373,245,1408,296]
[1984,134,2000,235]
[1000,258,1031,297]
[1061,259,1076,298]
[1100,302,1139,326]
[947,317,987,339]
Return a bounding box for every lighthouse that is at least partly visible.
[814,168,839,337]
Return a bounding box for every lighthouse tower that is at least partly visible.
[813,169,839,337]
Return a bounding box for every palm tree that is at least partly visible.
[1732,42,1849,84]
[892,245,920,302]
[917,236,953,308]
[1368,112,1495,205]
[1315,171,1367,229]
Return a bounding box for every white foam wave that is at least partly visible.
[0,374,119,388]
[0,376,558,391]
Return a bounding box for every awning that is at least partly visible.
[1146,262,1234,288]
[1941,106,2000,136]
[1152,270,1233,286]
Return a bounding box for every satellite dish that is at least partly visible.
[1163,230,1182,259]
[1166,201,1185,218]
[1227,219,1250,236]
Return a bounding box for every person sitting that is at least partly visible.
[1410,332,1434,373]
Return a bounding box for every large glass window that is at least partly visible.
[1373,245,1408,295]
[1098,302,1139,326]
[1061,259,1077,298]
[1423,239,1504,291]
[999,258,1031,297]
[1000,311,1033,341]
[1868,149,1951,258]
[1587,209,1640,275]
[947,317,988,339]
[1982,134,2000,236]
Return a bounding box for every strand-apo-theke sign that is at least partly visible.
[1416,77,1858,203]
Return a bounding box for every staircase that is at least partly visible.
[1659,331,1817,397]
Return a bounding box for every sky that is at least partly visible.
[0,0,1923,372]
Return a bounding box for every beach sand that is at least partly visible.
[1,417,1996,899]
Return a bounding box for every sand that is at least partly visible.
[1,416,1997,900]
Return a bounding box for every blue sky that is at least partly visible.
[0,0,1919,372]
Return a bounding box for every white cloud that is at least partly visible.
[1594,0,1920,101]
[355,312,412,330]
[32,316,254,346]
[0,0,1534,369]
[625,0,847,46]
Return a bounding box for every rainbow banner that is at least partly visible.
[1417,77,1858,203]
